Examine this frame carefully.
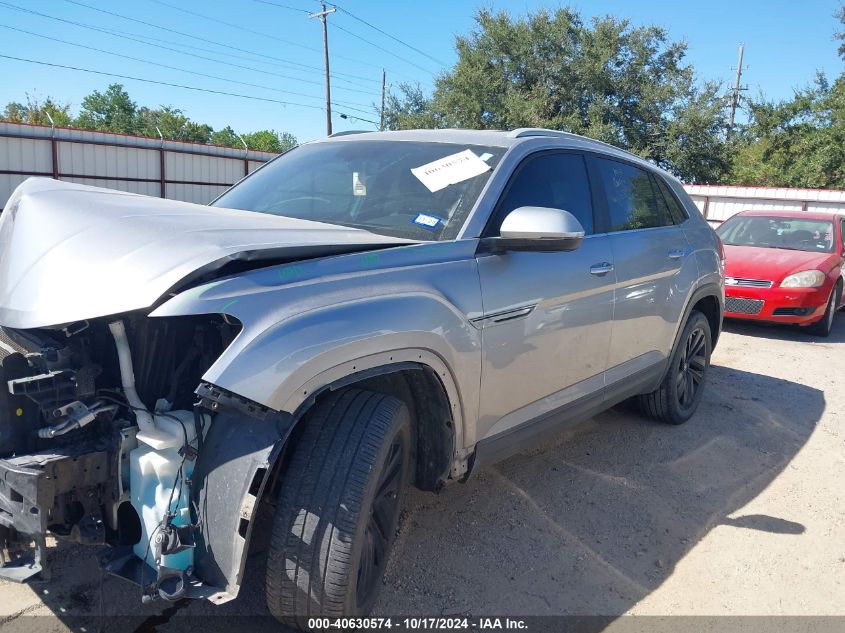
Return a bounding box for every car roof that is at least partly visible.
[316,127,635,154]
[734,210,844,222]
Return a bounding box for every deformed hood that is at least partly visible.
[0,178,414,329]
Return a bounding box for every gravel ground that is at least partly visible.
[1,317,843,632]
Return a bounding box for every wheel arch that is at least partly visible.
[663,283,723,383]
[287,353,462,491]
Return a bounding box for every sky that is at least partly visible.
[0,0,842,143]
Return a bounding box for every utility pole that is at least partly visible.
[380,69,386,131]
[310,2,336,136]
[728,43,746,137]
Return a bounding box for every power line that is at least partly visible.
[249,0,310,13]
[0,24,376,115]
[250,0,422,82]
[330,22,436,75]
[147,0,321,54]
[333,3,447,67]
[0,53,335,111]
[148,0,390,72]
[59,0,379,84]
[0,2,380,93]
[1,53,379,126]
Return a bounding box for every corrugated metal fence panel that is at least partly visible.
[0,136,52,174]
[0,174,29,201]
[248,160,266,174]
[685,185,845,222]
[63,176,160,197]
[58,142,159,180]
[0,122,277,208]
[165,152,244,188]
[167,183,230,204]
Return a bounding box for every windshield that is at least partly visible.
[717,215,835,253]
[213,140,506,241]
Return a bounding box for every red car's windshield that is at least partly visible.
[717,215,835,253]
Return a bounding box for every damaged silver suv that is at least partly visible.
[0,129,723,627]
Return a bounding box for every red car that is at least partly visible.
[715,210,845,336]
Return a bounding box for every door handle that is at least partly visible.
[590,262,614,276]
[668,249,686,260]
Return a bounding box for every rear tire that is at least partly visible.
[266,388,411,629]
[806,283,840,337]
[639,310,712,425]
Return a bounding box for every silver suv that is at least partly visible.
[0,129,723,626]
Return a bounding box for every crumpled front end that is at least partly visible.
[0,310,279,603]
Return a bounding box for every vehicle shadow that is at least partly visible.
[372,363,823,618]
[722,313,845,343]
[2,365,824,632]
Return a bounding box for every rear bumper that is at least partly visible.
[724,285,830,325]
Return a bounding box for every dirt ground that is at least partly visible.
[1,318,843,632]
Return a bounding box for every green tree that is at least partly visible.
[1,83,298,154]
[384,7,730,183]
[75,84,138,133]
[2,94,73,127]
[242,130,297,152]
[210,125,239,147]
[729,75,845,188]
[211,127,297,152]
[136,105,212,143]
[383,83,439,130]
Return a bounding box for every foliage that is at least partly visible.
[2,94,73,127]
[75,84,138,134]
[701,7,845,188]
[730,75,845,189]
[136,105,212,143]
[1,83,296,152]
[241,130,297,153]
[383,8,731,183]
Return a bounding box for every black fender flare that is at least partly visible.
[662,282,723,381]
[191,403,293,603]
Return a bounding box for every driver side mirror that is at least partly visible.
[489,206,585,252]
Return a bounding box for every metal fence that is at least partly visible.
[0,121,278,209]
[684,184,845,223]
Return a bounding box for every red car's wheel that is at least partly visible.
[807,283,842,337]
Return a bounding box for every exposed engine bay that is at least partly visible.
[0,312,241,601]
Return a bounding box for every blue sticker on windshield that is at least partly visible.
[413,213,442,229]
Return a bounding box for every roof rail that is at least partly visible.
[328,130,370,138]
[508,127,634,156]
[507,128,576,139]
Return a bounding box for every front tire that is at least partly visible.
[806,283,840,337]
[266,388,411,629]
[639,310,712,425]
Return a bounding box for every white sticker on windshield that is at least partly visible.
[411,149,492,193]
[352,172,366,196]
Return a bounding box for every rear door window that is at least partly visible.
[654,176,689,224]
[594,158,674,231]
